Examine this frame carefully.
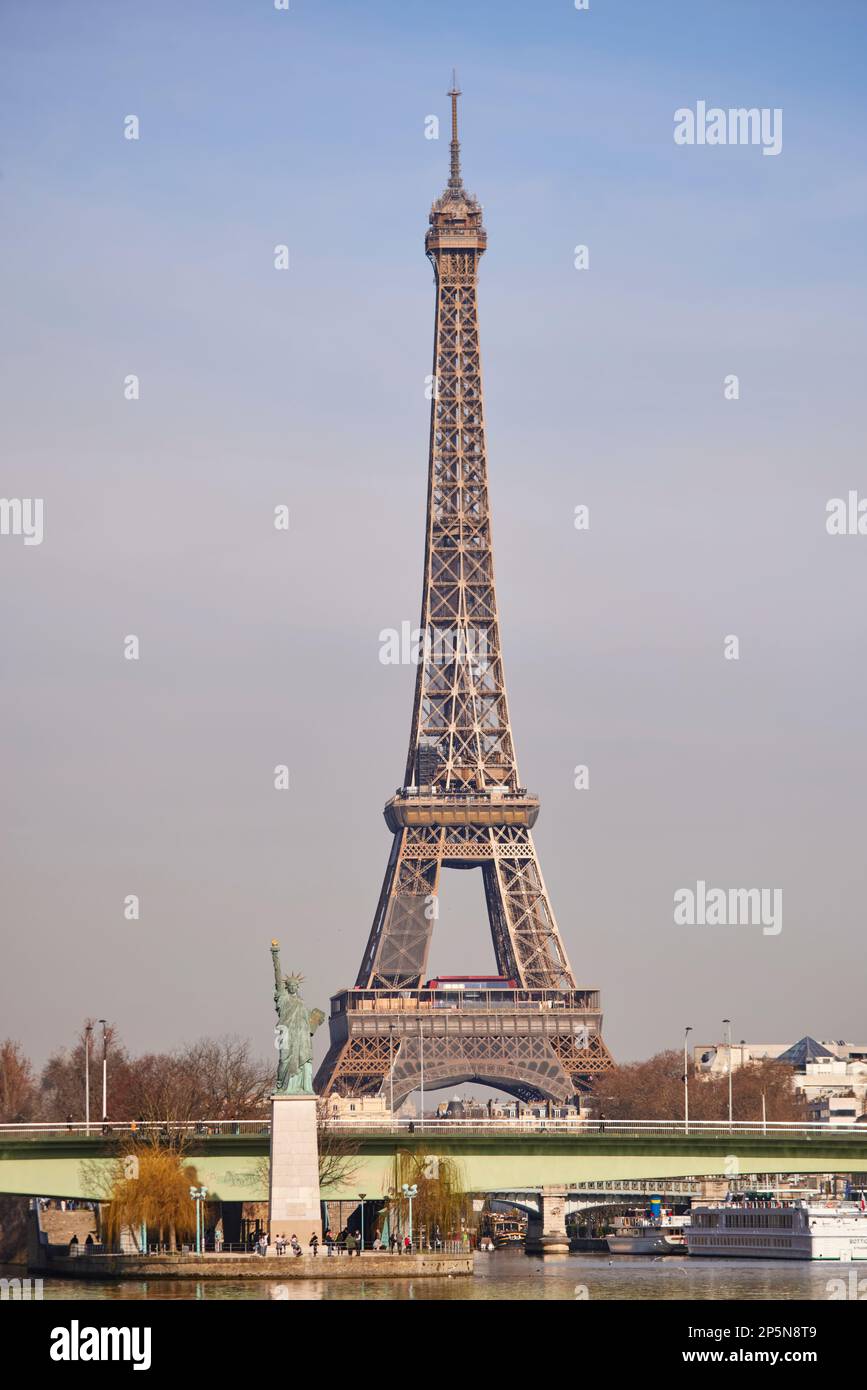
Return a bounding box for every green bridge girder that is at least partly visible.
[2,1132,866,1203]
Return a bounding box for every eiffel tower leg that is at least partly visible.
[484,828,575,990]
[355,829,442,990]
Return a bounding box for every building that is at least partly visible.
[693,1036,867,1121]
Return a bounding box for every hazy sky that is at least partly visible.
[2,1,866,1082]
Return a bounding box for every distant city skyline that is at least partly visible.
[2,1,866,1079]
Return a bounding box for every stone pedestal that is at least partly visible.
[268,1094,322,1247]
[525,1188,571,1255]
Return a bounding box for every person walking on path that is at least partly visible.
[345,1230,357,1257]
[324,1228,335,1256]
[309,1233,319,1256]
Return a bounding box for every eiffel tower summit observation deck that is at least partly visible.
[315,80,613,1107]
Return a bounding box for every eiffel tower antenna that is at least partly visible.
[315,82,612,1108]
[447,70,462,190]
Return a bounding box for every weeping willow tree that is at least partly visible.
[386,1150,467,1245]
[98,1133,200,1253]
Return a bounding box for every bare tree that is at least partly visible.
[598,1049,807,1122]
[0,1039,36,1122]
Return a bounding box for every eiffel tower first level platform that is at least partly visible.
[314,80,613,1106]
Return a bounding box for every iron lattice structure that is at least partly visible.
[316,82,612,1107]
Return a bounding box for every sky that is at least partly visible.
[1,1,866,1086]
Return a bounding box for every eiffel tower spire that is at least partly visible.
[447,71,463,192]
[315,84,612,1106]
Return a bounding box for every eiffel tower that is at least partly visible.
[315,79,613,1106]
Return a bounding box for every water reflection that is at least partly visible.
[1,1251,847,1301]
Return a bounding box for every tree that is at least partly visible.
[598,1049,807,1122]
[97,1133,200,1254]
[38,1024,272,1125]
[386,1150,467,1244]
[0,1039,36,1122]
[39,1021,135,1122]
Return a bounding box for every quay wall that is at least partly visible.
[31,1250,474,1280]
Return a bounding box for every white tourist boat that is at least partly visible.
[685,1199,867,1261]
[606,1214,689,1255]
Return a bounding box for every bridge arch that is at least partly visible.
[388,1059,571,1111]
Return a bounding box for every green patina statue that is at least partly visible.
[271,940,325,1095]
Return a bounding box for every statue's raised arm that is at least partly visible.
[271,939,282,994]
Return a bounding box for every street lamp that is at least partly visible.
[99,1020,108,1125]
[84,1024,93,1136]
[189,1185,208,1255]
[358,1192,367,1253]
[419,1024,425,1126]
[402,1182,418,1250]
[723,1018,732,1131]
[683,1025,692,1135]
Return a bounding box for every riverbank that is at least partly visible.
[32,1250,473,1280]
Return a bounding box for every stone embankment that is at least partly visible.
[34,1250,474,1280]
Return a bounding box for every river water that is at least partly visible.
[5,1251,858,1300]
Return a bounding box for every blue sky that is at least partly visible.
[2,1,866,1075]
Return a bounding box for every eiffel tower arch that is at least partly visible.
[315,80,613,1106]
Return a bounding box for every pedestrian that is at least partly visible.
[290,1234,302,1257]
[258,1232,269,1257]
[372,1228,381,1251]
[324,1228,335,1256]
[309,1232,319,1257]
[403,1234,412,1254]
[214,1228,223,1253]
[84,1233,94,1251]
[275,1234,284,1255]
[68,1233,79,1256]
[389,1233,398,1254]
[338,1227,348,1255]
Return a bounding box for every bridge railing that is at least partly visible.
[1,1118,866,1140]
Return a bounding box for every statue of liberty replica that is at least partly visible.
[271,940,325,1094]
[267,940,326,1248]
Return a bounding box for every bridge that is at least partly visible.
[2,1119,865,1207]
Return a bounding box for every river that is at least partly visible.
[4,1250,857,1300]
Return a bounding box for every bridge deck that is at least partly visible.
[2,1122,865,1203]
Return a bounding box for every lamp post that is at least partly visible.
[683,1025,692,1135]
[99,1020,108,1125]
[189,1185,208,1254]
[358,1192,367,1253]
[723,1018,732,1131]
[402,1182,418,1250]
[419,1024,425,1126]
[84,1024,93,1136]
